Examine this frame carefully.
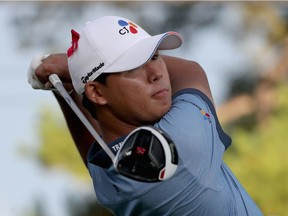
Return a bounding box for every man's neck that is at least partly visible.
[97,113,137,144]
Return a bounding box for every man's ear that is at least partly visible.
[84,82,107,105]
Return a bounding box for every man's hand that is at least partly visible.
[28,53,73,93]
[27,52,50,89]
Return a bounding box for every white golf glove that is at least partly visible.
[28,52,75,95]
[27,52,53,90]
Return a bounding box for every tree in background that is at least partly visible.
[219,3,288,215]
[223,84,288,215]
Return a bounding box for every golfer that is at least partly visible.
[29,16,263,215]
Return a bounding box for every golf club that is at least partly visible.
[49,74,178,182]
[115,126,178,182]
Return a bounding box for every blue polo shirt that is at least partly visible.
[87,88,263,216]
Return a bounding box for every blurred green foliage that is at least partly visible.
[224,84,288,215]
[34,109,112,215]
[36,109,90,181]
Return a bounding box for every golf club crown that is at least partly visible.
[114,126,178,182]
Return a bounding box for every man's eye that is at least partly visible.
[151,54,159,61]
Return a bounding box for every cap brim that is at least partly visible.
[104,31,183,73]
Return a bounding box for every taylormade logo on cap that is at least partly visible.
[79,19,138,85]
[81,62,105,84]
[67,15,183,95]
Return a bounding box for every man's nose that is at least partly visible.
[146,63,163,83]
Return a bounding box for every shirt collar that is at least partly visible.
[87,135,127,168]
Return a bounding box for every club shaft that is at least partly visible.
[49,74,115,161]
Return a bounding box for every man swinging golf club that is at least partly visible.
[28,15,262,215]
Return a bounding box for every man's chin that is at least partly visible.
[153,106,171,123]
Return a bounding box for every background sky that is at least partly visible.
[0,2,278,216]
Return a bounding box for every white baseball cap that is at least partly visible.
[67,16,183,94]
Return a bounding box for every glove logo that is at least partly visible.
[118,20,138,35]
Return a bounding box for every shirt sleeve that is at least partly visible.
[154,88,232,186]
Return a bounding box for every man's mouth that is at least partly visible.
[152,88,169,98]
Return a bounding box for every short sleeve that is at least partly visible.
[154,88,231,187]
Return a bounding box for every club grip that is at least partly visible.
[49,74,62,86]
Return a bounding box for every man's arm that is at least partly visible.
[162,55,215,104]
[54,91,100,165]
[34,53,98,165]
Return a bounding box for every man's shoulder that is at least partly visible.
[172,88,210,102]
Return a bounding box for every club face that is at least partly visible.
[114,127,178,182]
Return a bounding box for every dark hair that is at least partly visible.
[82,73,110,119]
[96,73,110,85]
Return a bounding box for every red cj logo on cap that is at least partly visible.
[118,20,138,35]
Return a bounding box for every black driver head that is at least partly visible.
[114,126,178,182]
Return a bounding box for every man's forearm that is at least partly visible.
[54,91,100,165]
[162,55,214,104]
